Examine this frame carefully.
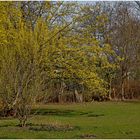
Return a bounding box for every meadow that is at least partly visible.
[0,101,140,139]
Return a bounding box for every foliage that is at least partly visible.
[0,1,139,126]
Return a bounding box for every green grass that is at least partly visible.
[0,101,140,139]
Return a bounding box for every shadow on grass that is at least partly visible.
[31,108,105,118]
[28,123,80,132]
[31,108,76,117]
[0,122,80,132]
[78,134,97,139]
[0,124,17,127]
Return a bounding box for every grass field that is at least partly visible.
[0,101,140,139]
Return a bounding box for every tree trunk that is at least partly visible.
[121,80,125,101]
[109,77,112,100]
[58,81,65,103]
[74,89,83,103]
[19,118,27,127]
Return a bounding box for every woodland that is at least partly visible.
[0,1,140,128]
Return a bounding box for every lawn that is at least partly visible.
[0,101,140,139]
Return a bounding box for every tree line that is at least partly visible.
[0,1,140,127]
